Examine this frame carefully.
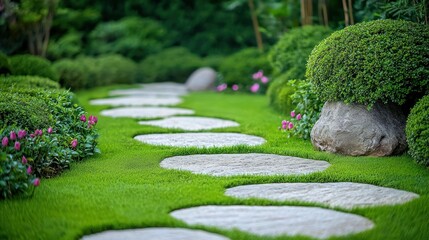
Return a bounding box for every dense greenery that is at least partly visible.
[406,95,429,167]
[267,74,296,114]
[9,55,59,81]
[306,19,429,108]
[47,32,83,60]
[0,52,11,75]
[0,75,60,89]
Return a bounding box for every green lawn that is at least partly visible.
[1,85,428,240]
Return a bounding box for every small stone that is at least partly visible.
[226,182,419,209]
[139,116,239,131]
[100,107,194,119]
[109,89,187,97]
[161,154,330,176]
[90,96,182,106]
[185,67,217,91]
[81,228,230,240]
[171,205,374,239]
[140,82,188,92]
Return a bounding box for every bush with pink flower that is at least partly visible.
[216,69,271,94]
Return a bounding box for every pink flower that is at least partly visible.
[30,134,35,138]
[33,178,40,187]
[250,83,260,93]
[18,130,26,139]
[71,139,78,149]
[288,122,294,129]
[22,155,28,164]
[35,129,43,136]
[1,137,8,147]
[252,70,263,80]
[80,115,87,122]
[232,84,239,91]
[261,76,269,84]
[89,115,98,124]
[296,114,302,120]
[216,84,227,92]
[27,166,32,174]
[281,120,288,125]
[47,127,53,134]
[290,111,296,118]
[14,141,21,151]
[10,131,17,140]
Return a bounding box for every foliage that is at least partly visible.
[96,54,138,84]
[139,47,202,83]
[203,55,225,71]
[0,75,60,89]
[267,74,296,114]
[406,95,429,167]
[219,48,272,92]
[88,17,167,61]
[9,54,59,81]
[47,32,82,60]
[0,52,11,75]
[269,25,333,79]
[306,19,429,108]
[53,59,90,90]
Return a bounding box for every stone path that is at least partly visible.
[85,83,419,239]
[161,154,330,176]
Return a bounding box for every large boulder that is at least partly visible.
[185,67,217,91]
[311,102,407,156]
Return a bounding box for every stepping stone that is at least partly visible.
[139,116,239,131]
[100,107,195,119]
[170,205,374,239]
[141,82,188,92]
[90,96,182,106]
[160,154,330,176]
[134,133,265,148]
[109,89,187,97]
[82,227,229,240]
[226,182,419,209]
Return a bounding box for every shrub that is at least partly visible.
[0,52,11,75]
[203,55,225,70]
[53,59,90,90]
[9,54,59,81]
[306,19,429,108]
[269,26,333,79]
[0,75,60,90]
[96,54,138,85]
[267,74,296,114]
[406,95,429,167]
[74,56,103,87]
[219,48,272,92]
[139,47,202,83]
[47,32,83,60]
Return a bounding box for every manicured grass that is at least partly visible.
[1,85,429,240]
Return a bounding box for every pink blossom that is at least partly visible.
[261,76,269,84]
[14,141,21,151]
[22,155,28,164]
[71,139,78,149]
[252,70,263,80]
[30,134,35,138]
[296,114,302,120]
[281,120,288,125]
[89,115,98,123]
[27,166,32,174]
[250,83,260,93]
[232,84,239,91]
[33,178,40,187]
[288,122,294,129]
[18,130,26,139]
[216,84,227,92]
[35,129,43,136]
[47,127,53,134]
[1,137,8,147]
[80,115,87,122]
[10,131,17,140]
[290,111,296,118]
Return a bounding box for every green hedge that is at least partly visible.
[269,26,332,79]
[97,54,138,84]
[9,54,59,81]
[53,59,90,90]
[267,74,296,114]
[406,95,429,167]
[0,52,11,75]
[306,19,429,108]
[0,75,60,90]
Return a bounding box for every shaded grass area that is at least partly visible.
[1,85,429,240]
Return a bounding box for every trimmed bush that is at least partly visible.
[9,55,59,81]
[406,95,429,167]
[307,19,429,108]
[0,75,60,90]
[267,74,296,114]
[0,52,11,75]
[53,59,90,90]
[96,54,138,84]
[269,26,333,79]
[139,47,202,83]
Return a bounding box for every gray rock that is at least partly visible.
[185,67,217,91]
[161,154,330,176]
[109,89,187,97]
[100,107,194,119]
[90,96,182,106]
[311,101,407,156]
[139,116,239,131]
[171,205,374,239]
[82,228,230,240]
[226,182,419,209]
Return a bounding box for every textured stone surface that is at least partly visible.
[139,116,239,131]
[109,89,187,97]
[82,228,229,240]
[161,154,330,176]
[311,101,407,156]
[134,133,265,148]
[90,96,182,106]
[100,107,194,119]
[140,82,188,92]
[226,182,419,209]
[171,206,374,239]
[185,67,217,91]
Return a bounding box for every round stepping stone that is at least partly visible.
[82,227,229,240]
[139,116,239,131]
[226,182,419,209]
[100,107,194,119]
[170,205,374,239]
[160,154,330,176]
[90,96,182,106]
[141,82,188,91]
[134,133,265,148]
[109,89,187,97]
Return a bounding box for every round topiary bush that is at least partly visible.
[406,95,429,167]
[306,19,429,108]
[269,26,333,79]
[0,75,60,90]
[53,59,90,90]
[9,54,59,81]
[0,52,11,75]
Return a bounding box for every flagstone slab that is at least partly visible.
[109,89,187,97]
[170,205,374,239]
[139,117,239,131]
[225,182,419,209]
[82,227,230,240]
[90,96,182,106]
[100,107,194,119]
[134,133,265,148]
[160,154,330,176]
[140,82,188,91]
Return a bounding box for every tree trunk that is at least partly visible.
[301,0,312,25]
[248,0,263,53]
[348,0,354,25]
[342,0,350,26]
